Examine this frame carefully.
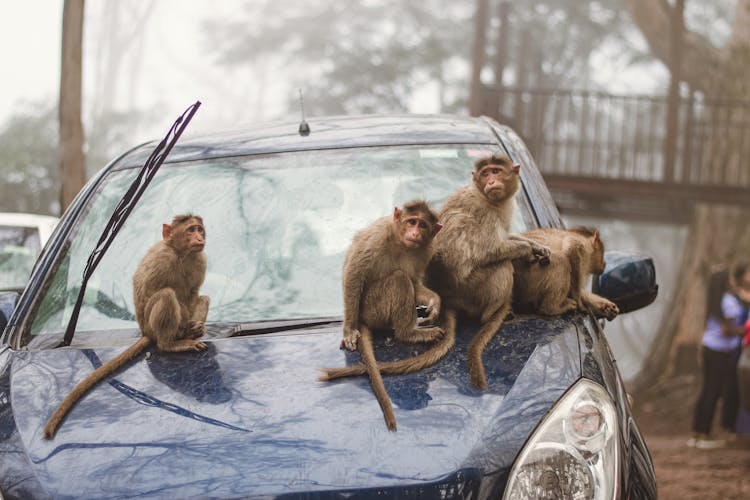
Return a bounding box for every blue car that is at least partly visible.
[0,114,658,499]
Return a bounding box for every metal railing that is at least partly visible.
[482,86,750,190]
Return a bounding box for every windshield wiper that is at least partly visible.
[60,101,201,347]
[226,317,342,337]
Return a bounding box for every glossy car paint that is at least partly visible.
[0,115,656,499]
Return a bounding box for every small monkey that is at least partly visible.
[513,227,619,320]
[320,200,444,431]
[427,153,550,389]
[43,214,210,439]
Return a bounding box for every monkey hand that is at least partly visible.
[529,243,551,265]
[341,327,361,351]
[187,320,206,338]
[417,298,441,326]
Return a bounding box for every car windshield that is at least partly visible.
[0,225,41,291]
[24,145,537,346]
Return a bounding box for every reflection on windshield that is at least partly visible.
[26,145,534,343]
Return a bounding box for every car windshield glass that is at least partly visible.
[24,145,536,345]
[0,225,41,291]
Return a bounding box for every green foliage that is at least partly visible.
[0,102,60,215]
[204,0,473,115]
[204,0,631,116]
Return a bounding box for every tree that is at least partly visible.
[205,0,473,116]
[0,103,60,215]
[625,0,750,388]
[59,0,87,213]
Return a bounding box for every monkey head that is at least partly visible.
[590,231,606,275]
[162,214,206,255]
[392,200,442,250]
[572,226,606,275]
[472,154,520,203]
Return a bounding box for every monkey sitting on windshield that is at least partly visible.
[512,226,619,320]
[319,200,444,431]
[43,214,210,439]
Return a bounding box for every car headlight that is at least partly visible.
[503,378,619,500]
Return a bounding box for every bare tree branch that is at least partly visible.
[624,0,725,93]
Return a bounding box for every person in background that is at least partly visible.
[734,282,750,438]
[688,262,749,448]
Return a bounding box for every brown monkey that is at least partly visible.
[43,214,210,439]
[426,153,550,389]
[513,227,619,320]
[319,200,444,431]
[323,155,549,390]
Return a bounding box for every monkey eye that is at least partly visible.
[418,221,428,229]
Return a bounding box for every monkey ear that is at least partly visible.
[593,230,600,246]
[433,223,443,236]
[393,207,402,222]
[512,163,521,174]
[162,224,173,240]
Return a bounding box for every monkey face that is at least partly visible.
[399,215,434,249]
[177,219,206,253]
[473,163,519,202]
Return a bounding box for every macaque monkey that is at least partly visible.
[426,153,550,389]
[513,227,619,320]
[319,200,444,431]
[43,214,210,439]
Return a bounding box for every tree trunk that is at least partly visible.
[625,0,750,392]
[59,0,86,213]
[468,0,489,116]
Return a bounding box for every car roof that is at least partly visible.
[113,114,502,170]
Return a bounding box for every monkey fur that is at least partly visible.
[427,154,550,389]
[513,227,620,320]
[320,200,444,431]
[323,155,550,391]
[43,214,210,439]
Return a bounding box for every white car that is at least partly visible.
[0,212,59,292]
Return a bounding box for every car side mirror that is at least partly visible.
[593,251,658,314]
[0,290,20,333]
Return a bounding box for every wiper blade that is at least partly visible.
[60,101,201,347]
[229,317,342,337]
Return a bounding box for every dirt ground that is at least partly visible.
[632,373,750,499]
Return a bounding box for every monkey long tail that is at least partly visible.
[319,309,457,381]
[467,303,512,390]
[43,336,152,439]
[359,326,397,431]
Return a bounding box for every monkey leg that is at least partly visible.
[186,295,210,338]
[467,302,512,390]
[361,271,417,335]
[581,290,620,320]
[359,326,397,431]
[537,296,578,316]
[145,289,206,352]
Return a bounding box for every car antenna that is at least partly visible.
[298,88,311,136]
[58,101,202,348]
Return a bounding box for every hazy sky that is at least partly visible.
[1,1,669,147]
[0,1,298,143]
[0,2,62,121]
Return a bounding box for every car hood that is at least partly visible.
[8,316,582,499]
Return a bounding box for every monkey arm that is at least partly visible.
[485,238,539,266]
[414,281,441,325]
[341,254,368,351]
[508,234,551,263]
